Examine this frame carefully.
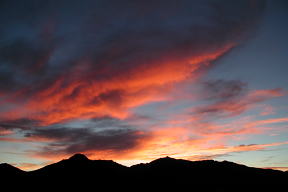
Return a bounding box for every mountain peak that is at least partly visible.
[154,156,177,162]
[68,154,89,161]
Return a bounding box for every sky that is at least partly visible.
[0,0,287,171]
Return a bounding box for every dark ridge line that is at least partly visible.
[0,153,285,173]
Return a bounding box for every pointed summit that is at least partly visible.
[68,154,89,161]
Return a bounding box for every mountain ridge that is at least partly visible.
[1,153,286,173]
[1,153,287,191]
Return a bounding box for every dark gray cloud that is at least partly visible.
[89,116,132,129]
[17,116,148,155]
[193,79,248,117]
[194,79,283,118]
[0,118,39,130]
[202,79,248,101]
[26,126,148,155]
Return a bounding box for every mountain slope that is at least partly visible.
[130,156,287,191]
[0,163,25,176]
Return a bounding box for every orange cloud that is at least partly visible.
[245,117,288,127]
[0,129,13,136]
[0,136,55,143]
[1,44,234,126]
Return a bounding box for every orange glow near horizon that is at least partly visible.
[19,115,287,171]
[20,139,288,171]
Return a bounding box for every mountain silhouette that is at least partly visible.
[68,153,90,161]
[1,154,287,191]
[28,153,127,179]
[0,163,24,176]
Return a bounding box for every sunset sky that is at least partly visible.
[0,0,287,171]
